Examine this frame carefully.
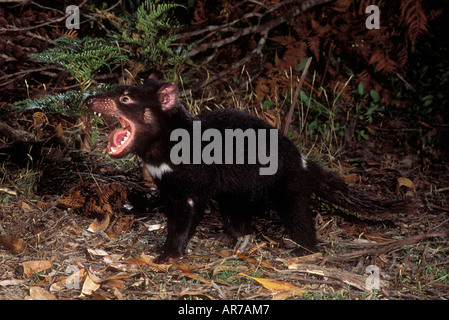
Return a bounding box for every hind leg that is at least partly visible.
[218,198,254,242]
[276,193,317,255]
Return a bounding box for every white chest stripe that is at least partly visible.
[145,163,173,179]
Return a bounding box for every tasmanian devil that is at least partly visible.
[86,77,405,263]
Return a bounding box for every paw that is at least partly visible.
[153,250,180,264]
[153,252,170,264]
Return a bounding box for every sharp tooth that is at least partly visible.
[98,113,102,117]
[118,135,128,147]
[110,147,117,153]
[93,111,97,115]
[126,131,131,137]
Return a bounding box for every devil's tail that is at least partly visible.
[305,159,408,216]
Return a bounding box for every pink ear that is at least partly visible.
[148,74,158,81]
[158,83,178,111]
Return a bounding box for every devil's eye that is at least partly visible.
[120,96,131,103]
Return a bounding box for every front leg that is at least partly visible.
[154,197,204,263]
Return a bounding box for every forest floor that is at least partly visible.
[1,106,448,301]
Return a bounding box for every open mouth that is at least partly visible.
[107,116,135,157]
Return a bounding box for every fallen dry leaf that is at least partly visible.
[23,260,53,278]
[271,288,308,300]
[241,274,298,291]
[86,269,103,283]
[49,277,67,292]
[143,222,162,231]
[102,279,125,290]
[0,279,25,287]
[171,261,193,273]
[0,187,17,196]
[29,286,57,300]
[88,212,110,232]
[0,235,26,253]
[81,270,101,296]
[64,267,87,291]
[103,256,135,272]
[218,249,234,257]
[182,272,212,284]
[87,248,109,256]
[285,252,323,265]
[363,233,391,243]
[397,177,416,193]
[112,287,125,300]
[128,253,172,272]
[343,174,359,184]
[248,241,268,254]
[369,168,388,176]
[21,200,32,213]
[238,254,274,269]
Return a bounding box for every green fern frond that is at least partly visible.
[114,0,190,79]
[11,86,115,116]
[31,37,129,91]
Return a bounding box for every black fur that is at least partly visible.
[86,78,406,263]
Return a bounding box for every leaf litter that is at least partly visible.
[1,109,449,301]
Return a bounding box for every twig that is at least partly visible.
[0,67,50,81]
[285,262,387,291]
[326,231,448,262]
[426,186,449,195]
[199,29,268,87]
[40,197,61,218]
[181,0,331,89]
[0,0,88,34]
[283,57,312,136]
[183,0,332,59]
[427,217,449,231]
[29,211,69,242]
[210,281,227,299]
